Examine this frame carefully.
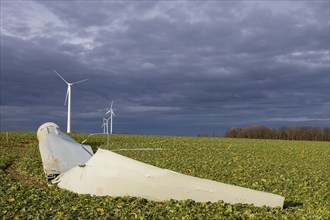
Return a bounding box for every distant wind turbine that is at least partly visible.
[106,101,115,134]
[101,117,107,134]
[53,69,88,133]
[105,117,111,134]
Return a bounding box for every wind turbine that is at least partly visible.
[101,118,107,134]
[105,117,111,134]
[106,101,115,134]
[53,69,88,133]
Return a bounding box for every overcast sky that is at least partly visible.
[1,1,329,136]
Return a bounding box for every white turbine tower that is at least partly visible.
[53,70,88,133]
[106,101,115,134]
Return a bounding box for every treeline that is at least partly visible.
[223,125,329,141]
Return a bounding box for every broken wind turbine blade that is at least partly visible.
[37,122,93,180]
[37,122,284,208]
[53,149,284,208]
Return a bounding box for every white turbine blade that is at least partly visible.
[105,101,114,115]
[53,69,69,84]
[112,111,115,116]
[64,87,69,105]
[72,79,88,85]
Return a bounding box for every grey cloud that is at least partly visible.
[1,1,328,135]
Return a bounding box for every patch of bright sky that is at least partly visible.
[1,1,63,39]
[1,1,101,51]
[275,50,329,68]
[142,2,175,22]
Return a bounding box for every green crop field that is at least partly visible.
[0,131,329,219]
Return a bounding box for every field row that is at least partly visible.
[1,131,329,219]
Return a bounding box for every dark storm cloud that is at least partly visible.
[1,1,329,135]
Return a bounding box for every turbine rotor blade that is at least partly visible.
[72,79,88,85]
[53,69,69,84]
[64,87,69,105]
[106,101,114,115]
